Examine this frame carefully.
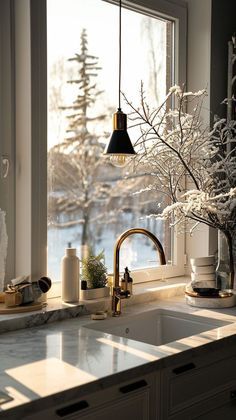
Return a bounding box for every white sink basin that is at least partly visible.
[85,309,230,346]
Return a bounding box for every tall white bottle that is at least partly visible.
[61,247,80,302]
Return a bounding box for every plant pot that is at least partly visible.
[80,286,110,300]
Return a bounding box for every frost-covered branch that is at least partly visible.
[125,83,236,244]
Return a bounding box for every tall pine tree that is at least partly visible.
[48,29,159,256]
[48,29,110,247]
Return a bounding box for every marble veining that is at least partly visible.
[0,300,85,334]
[0,276,187,334]
[0,286,236,418]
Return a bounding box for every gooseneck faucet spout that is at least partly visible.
[112,228,166,316]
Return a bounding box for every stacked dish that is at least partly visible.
[190,256,218,296]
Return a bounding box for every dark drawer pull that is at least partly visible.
[120,379,147,394]
[173,362,196,375]
[56,400,89,417]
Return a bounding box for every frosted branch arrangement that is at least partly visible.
[125,84,236,235]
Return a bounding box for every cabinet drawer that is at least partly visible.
[169,382,236,420]
[24,373,158,420]
[69,388,150,420]
[162,354,236,416]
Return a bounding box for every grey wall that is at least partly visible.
[187,0,211,124]
[210,0,236,119]
[186,0,236,263]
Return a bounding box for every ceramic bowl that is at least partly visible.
[191,272,216,282]
[190,255,215,267]
[191,265,215,274]
[191,280,216,288]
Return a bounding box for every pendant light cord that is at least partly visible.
[118,0,121,111]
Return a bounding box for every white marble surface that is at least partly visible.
[0,280,236,418]
[186,293,236,308]
[0,276,187,334]
[0,299,85,334]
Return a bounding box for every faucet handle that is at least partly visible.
[119,290,130,298]
[112,287,130,317]
[112,287,130,298]
[112,287,121,317]
[113,286,121,294]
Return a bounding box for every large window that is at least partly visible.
[47,0,184,283]
[1,0,186,290]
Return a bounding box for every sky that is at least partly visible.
[47,0,168,148]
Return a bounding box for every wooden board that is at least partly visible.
[185,290,233,298]
[0,302,46,314]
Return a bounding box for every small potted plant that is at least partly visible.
[80,250,110,299]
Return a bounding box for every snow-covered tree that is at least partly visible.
[125,84,236,287]
[48,30,154,251]
[48,29,111,247]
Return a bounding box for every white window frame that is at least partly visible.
[14,0,47,284]
[0,0,16,283]
[2,0,187,294]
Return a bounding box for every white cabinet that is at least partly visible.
[68,388,150,420]
[169,385,236,419]
[20,342,236,420]
[25,372,159,420]
[161,347,236,419]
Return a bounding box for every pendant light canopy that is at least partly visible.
[104,0,136,167]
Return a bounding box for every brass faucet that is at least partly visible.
[112,228,166,316]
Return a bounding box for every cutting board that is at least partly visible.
[0,302,46,314]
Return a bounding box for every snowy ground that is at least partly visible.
[48,220,167,282]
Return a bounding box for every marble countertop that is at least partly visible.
[0,276,188,334]
[0,283,236,418]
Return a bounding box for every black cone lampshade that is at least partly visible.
[104,0,136,167]
[104,108,136,167]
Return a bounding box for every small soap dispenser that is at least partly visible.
[61,243,80,303]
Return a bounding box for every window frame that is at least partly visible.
[5,0,187,294]
[14,0,47,283]
[0,0,16,283]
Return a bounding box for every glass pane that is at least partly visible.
[47,0,173,281]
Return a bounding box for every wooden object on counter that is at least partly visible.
[0,302,46,314]
[5,290,22,307]
[185,290,233,298]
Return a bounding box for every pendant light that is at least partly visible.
[104,0,136,167]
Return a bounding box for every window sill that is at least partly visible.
[0,276,189,334]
